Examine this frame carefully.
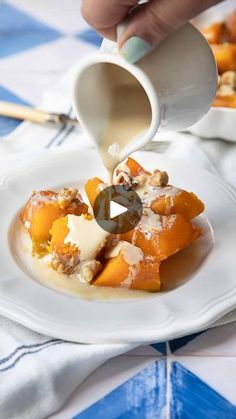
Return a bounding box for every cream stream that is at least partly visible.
[99,65,152,182]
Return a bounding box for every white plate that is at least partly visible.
[189,0,236,142]
[1,149,236,343]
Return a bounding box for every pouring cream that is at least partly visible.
[98,64,152,182]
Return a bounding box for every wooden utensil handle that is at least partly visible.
[0,101,53,124]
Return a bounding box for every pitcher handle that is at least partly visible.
[100,20,128,54]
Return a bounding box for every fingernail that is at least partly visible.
[121,36,152,64]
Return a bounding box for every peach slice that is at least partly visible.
[121,213,201,261]
[49,215,80,275]
[150,190,205,220]
[211,43,236,74]
[125,157,151,177]
[84,177,105,208]
[213,94,236,108]
[21,189,88,255]
[50,216,69,251]
[201,22,227,44]
[21,191,65,254]
[94,241,160,291]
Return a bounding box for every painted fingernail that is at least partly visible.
[121,36,152,64]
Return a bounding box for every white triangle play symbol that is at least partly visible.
[110,200,127,219]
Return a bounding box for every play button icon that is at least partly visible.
[110,200,127,218]
[93,185,143,234]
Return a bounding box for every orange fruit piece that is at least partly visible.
[94,241,160,291]
[21,190,88,255]
[121,213,201,261]
[201,22,227,44]
[211,43,236,74]
[125,157,151,177]
[50,216,69,250]
[213,94,236,108]
[150,190,205,220]
[84,177,104,208]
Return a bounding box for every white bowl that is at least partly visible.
[190,107,236,142]
[189,0,236,142]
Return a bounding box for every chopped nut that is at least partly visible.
[217,84,235,96]
[57,188,88,214]
[51,245,80,275]
[135,174,148,187]
[80,260,102,283]
[148,170,169,187]
[114,171,149,189]
[58,188,79,208]
[219,71,236,89]
[114,171,132,185]
[113,171,137,190]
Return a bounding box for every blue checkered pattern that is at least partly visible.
[73,327,236,418]
[1,1,236,418]
[75,359,236,419]
[0,3,62,58]
[0,85,31,135]
[0,0,101,136]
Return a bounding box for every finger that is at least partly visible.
[81,0,138,40]
[119,0,222,63]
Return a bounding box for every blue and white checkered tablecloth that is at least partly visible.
[1,1,236,418]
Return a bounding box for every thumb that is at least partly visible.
[119,0,220,64]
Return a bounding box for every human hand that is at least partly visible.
[81,0,222,63]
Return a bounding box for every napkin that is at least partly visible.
[0,70,236,419]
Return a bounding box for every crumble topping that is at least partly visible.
[217,71,236,96]
[51,245,80,275]
[58,187,78,206]
[113,170,136,188]
[78,260,102,283]
[148,170,169,187]
[57,187,85,210]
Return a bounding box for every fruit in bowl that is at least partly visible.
[201,10,236,108]
[20,158,205,293]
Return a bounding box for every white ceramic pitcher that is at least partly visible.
[73,23,217,161]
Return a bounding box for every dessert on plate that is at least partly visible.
[201,9,236,108]
[20,157,205,294]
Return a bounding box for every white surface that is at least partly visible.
[1,149,236,344]
[1,37,97,106]
[9,0,85,34]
